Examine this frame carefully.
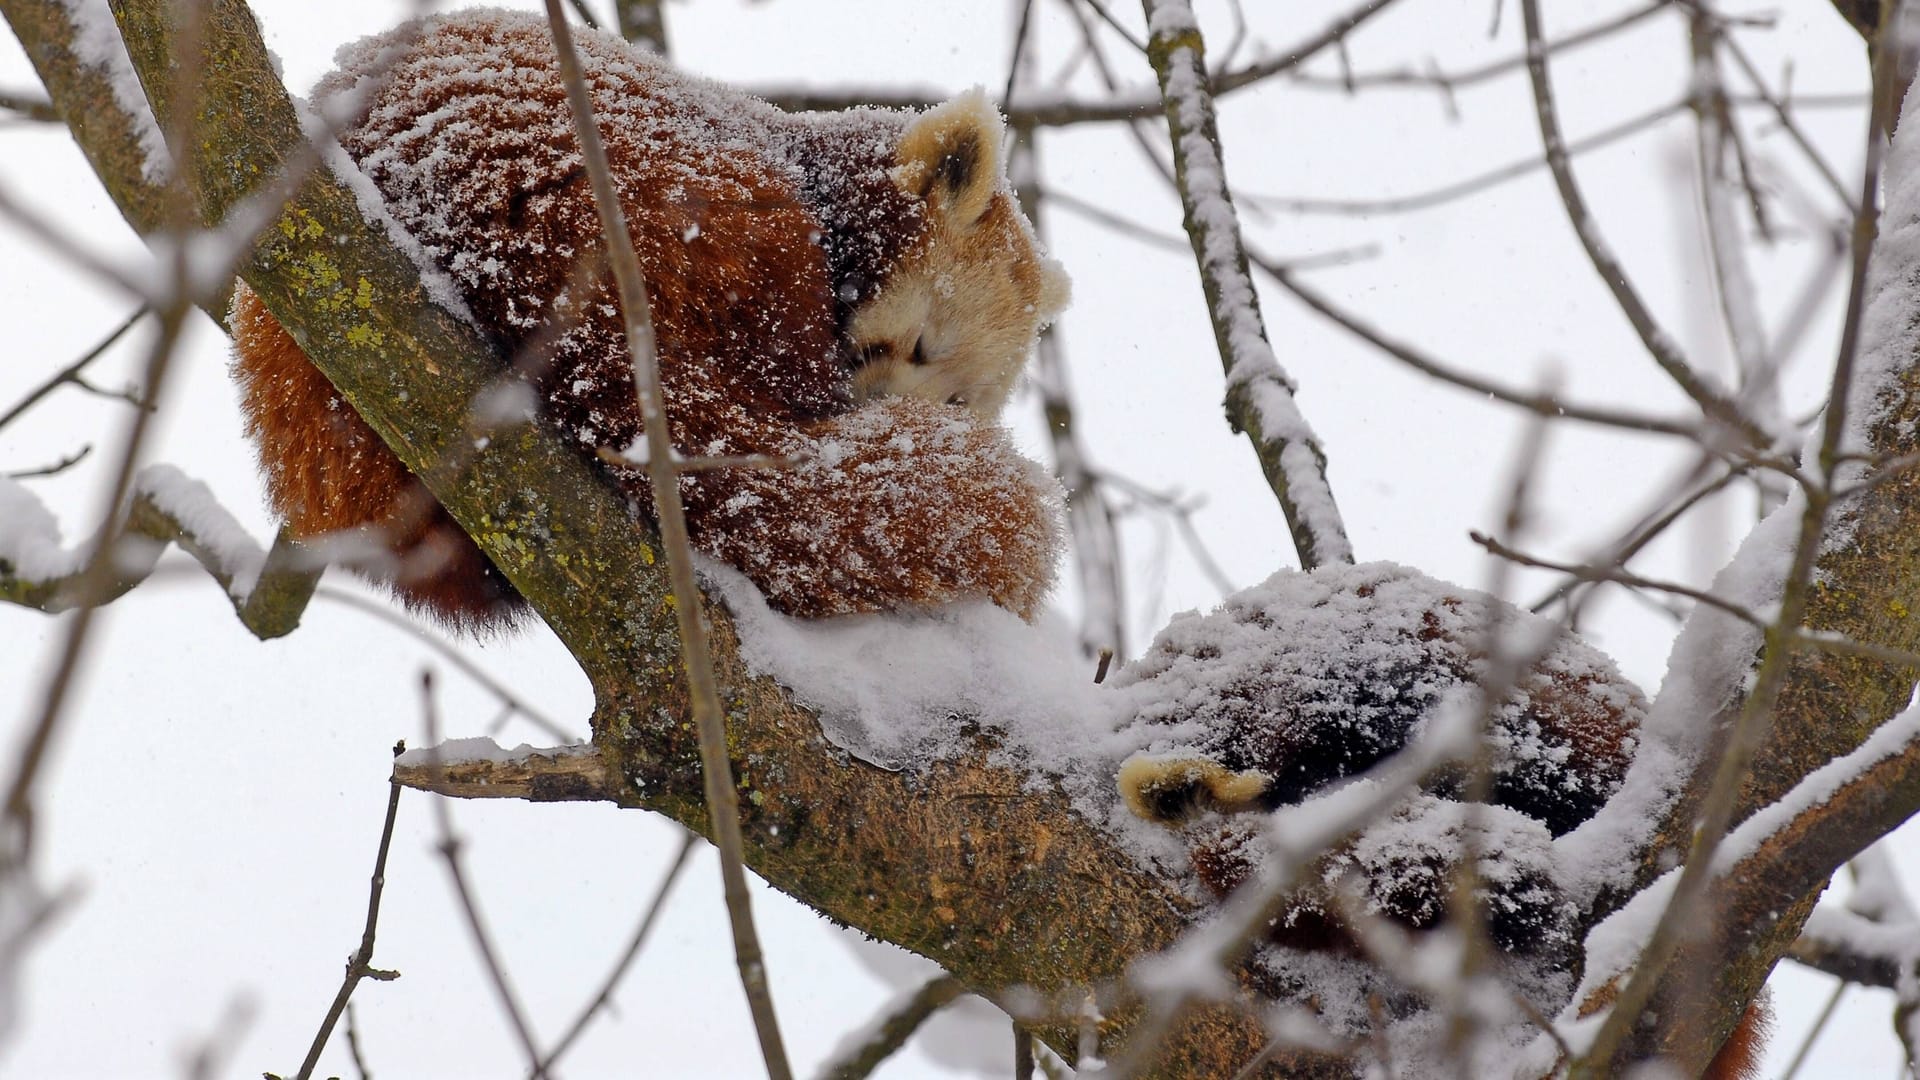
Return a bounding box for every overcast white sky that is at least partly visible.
[0,0,1900,1076]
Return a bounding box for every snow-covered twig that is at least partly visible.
[0,466,321,638]
[1141,0,1353,570]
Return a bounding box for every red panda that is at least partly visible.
[232,9,1070,630]
[1108,563,1678,1065]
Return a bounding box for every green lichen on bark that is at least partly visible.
[26,0,1301,1072]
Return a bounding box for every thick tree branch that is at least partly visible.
[12,0,1307,1072]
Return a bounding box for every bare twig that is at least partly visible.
[1473,530,1767,626]
[313,586,577,743]
[418,673,548,1076]
[343,1003,372,1080]
[536,4,793,1075]
[758,0,1400,126]
[1288,0,1669,98]
[0,86,56,121]
[1077,0,1145,53]
[611,0,667,52]
[0,305,146,433]
[1244,100,1686,217]
[1719,30,1860,214]
[816,975,967,1080]
[1518,0,1769,450]
[534,830,697,1075]
[292,742,407,1080]
[1010,127,1128,657]
[1251,253,1712,440]
[1003,0,1037,110]
[1690,6,1787,480]
[3,301,187,851]
[5,444,92,479]
[1779,982,1845,1080]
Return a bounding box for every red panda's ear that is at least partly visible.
[893,89,1005,228]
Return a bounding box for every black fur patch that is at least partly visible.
[935,131,980,200]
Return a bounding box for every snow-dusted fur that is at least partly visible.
[1107,563,1647,1045]
[232,9,1069,629]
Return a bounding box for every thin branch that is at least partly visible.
[1779,981,1846,1080]
[1208,0,1403,99]
[292,742,407,1080]
[343,1003,372,1080]
[759,0,1401,126]
[1250,252,1712,439]
[0,87,57,121]
[314,586,578,744]
[0,306,145,432]
[1472,530,1767,627]
[5,444,92,479]
[1244,100,1686,217]
[2,471,322,639]
[1077,0,1145,53]
[418,674,548,1077]
[1003,0,1037,111]
[1719,30,1860,215]
[1519,0,1770,450]
[1572,19,1906,1067]
[535,830,696,1075]
[3,303,188,850]
[611,0,667,52]
[536,4,792,1075]
[1010,128,1129,657]
[816,975,967,1080]
[1142,0,1353,569]
[1287,0,1670,98]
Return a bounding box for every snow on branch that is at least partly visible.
[1140,0,1353,571]
[56,1,1306,1071]
[0,467,318,638]
[2,0,173,239]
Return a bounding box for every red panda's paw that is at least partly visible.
[1116,753,1270,822]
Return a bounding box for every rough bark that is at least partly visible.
[5,0,1306,1071]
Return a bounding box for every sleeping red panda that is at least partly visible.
[233,9,1070,630]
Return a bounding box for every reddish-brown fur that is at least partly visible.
[233,12,1063,629]
[1704,994,1772,1080]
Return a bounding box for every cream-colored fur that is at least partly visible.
[1118,754,1271,822]
[849,90,1072,419]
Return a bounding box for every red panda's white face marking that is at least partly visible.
[848,91,1071,421]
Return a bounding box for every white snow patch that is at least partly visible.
[395,736,592,768]
[133,465,265,601]
[56,0,171,181]
[0,476,88,583]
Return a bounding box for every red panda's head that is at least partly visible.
[846,91,1071,420]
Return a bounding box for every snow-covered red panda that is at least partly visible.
[233,9,1070,630]
[1108,562,1768,1076]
